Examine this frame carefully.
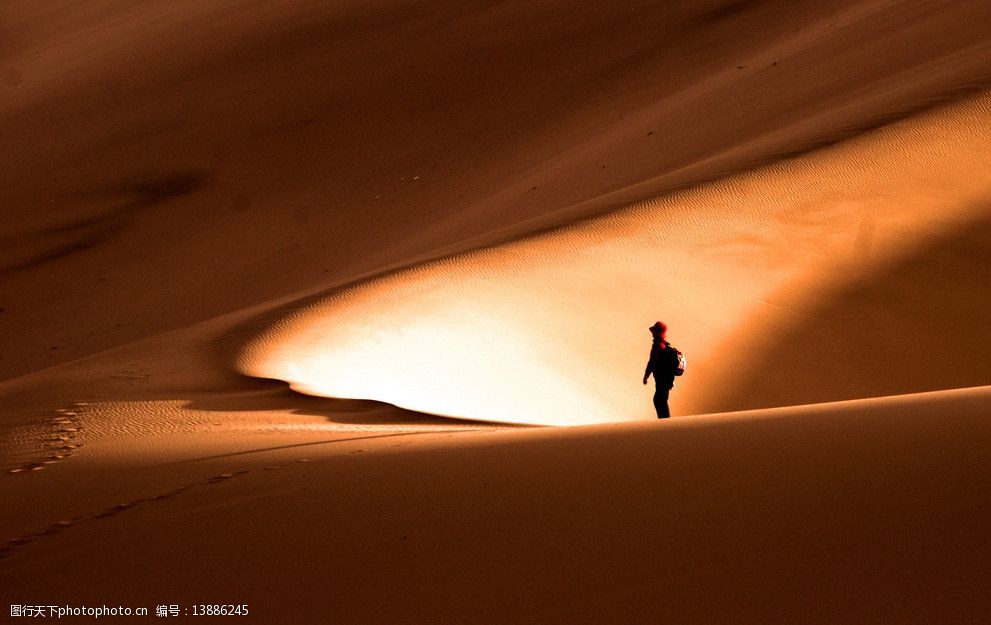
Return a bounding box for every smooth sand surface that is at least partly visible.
[2,387,989,623]
[2,0,990,622]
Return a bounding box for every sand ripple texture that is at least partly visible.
[240,93,991,426]
[2,404,87,475]
[50,397,501,461]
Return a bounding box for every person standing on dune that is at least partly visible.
[642,321,684,419]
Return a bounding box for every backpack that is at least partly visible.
[671,345,686,376]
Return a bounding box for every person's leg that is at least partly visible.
[653,387,670,419]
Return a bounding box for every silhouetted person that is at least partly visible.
[642,321,683,419]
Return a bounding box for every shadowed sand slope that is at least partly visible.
[241,93,991,425]
[2,0,990,381]
[706,210,991,411]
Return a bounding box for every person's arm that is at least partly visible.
[643,350,653,385]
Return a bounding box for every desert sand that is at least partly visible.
[2,0,989,623]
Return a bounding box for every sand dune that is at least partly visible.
[2,0,990,622]
[3,387,988,623]
[3,0,990,381]
[241,92,991,424]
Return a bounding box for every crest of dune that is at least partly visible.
[239,93,991,426]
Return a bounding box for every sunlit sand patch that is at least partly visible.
[240,93,991,426]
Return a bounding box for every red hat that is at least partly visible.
[648,321,667,333]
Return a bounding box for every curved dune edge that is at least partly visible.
[238,92,991,426]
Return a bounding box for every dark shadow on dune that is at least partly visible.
[120,170,210,209]
[693,0,763,25]
[85,297,522,428]
[701,209,991,413]
[1,236,113,275]
[182,376,530,428]
[0,169,211,276]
